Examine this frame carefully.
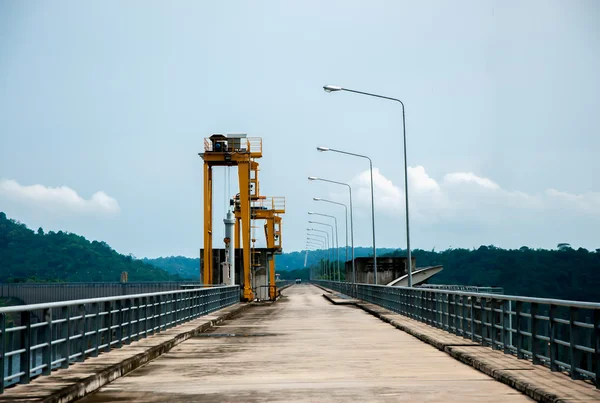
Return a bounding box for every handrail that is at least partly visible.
[313,280,600,387]
[0,285,240,393]
[0,286,225,314]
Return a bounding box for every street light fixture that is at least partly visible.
[317,146,377,283]
[308,177,355,284]
[308,219,338,282]
[309,212,340,282]
[307,228,331,279]
[313,197,349,273]
[306,237,325,279]
[323,84,413,287]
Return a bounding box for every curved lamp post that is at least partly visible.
[307,228,331,279]
[314,197,349,280]
[307,232,329,278]
[309,212,340,282]
[308,177,355,284]
[309,219,338,282]
[317,146,377,283]
[323,85,413,287]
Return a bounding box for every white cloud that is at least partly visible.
[344,167,600,223]
[443,172,500,190]
[0,179,120,215]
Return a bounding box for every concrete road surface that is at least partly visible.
[78,284,532,402]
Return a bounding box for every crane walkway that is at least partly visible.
[77,285,533,402]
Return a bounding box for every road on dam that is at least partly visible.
[78,284,532,402]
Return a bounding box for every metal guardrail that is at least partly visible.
[0,282,204,305]
[418,284,505,294]
[313,281,600,388]
[0,285,239,393]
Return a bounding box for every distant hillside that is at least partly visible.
[142,256,199,279]
[384,246,600,302]
[143,242,600,302]
[143,247,393,280]
[0,212,181,282]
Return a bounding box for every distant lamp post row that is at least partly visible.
[308,176,355,284]
[317,146,377,284]
[308,212,340,282]
[322,84,413,287]
[307,229,331,279]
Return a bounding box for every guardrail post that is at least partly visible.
[116,299,123,348]
[490,299,497,350]
[19,311,31,384]
[141,297,147,339]
[569,306,581,380]
[93,303,100,357]
[79,304,86,361]
[132,298,139,342]
[502,300,509,354]
[1,313,5,394]
[470,297,475,341]
[123,299,131,345]
[549,304,558,371]
[594,308,599,388]
[515,301,523,359]
[42,308,52,375]
[531,303,540,364]
[61,306,70,367]
[104,301,112,353]
[460,295,467,339]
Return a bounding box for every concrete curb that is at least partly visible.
[41,303,251,403]
[321,291,597,403]
[321,293,359,305]
[312,284,333,294]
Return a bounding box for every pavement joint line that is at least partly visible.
[318,285,600,403]
[0,303,252,403]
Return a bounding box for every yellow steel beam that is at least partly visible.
[237,160,254,301]
[203,163,213,285]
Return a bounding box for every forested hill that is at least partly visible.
[146,246,600,302]
[385,246,600,302]
[142,247,392,280]
[0,212,181,282]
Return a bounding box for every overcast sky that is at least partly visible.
[1,1,598,258]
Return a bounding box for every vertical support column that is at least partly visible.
[238,161,254,301]
[42,308,52,375]
[569,307,581,380]
[203,162,213,285]
[549,304,558,371]
[269,257,276,300]
[502,300,510,354]
[531,302,540,364]
[235,217,241,249]
[0,313,5,394]
[516,301,524,359]
[19,311,31,384]
[593,308,599,388]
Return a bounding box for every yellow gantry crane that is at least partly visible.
[233,195,285,300]
[199,134,285,301]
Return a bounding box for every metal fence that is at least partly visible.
[418,284,505,294]
[314,281,600,387]
[0,285,239,393]
[0,282,204,305]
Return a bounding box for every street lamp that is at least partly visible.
[307,228,331,279]
[317,146,377,283]
[323,85,413,287]
[309,212,340,282]
[314,197,349,276]
[307,232,329,278]
[306,238,325,279]
[308,219,338,282]
[308,177,355,284]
